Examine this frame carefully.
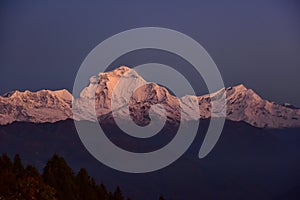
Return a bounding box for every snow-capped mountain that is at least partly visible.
[1,66,300,128]
[0,89,73,125]
[198,84,300,128]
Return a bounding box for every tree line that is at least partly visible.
[0,154,165,200]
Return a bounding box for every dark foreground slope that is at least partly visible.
[0,119,300,200]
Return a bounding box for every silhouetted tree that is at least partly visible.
[97,183,109,200]
[13,154,24,177]
[108,192,114,200]
[113,186,124,200]
[43,154,79,200]
[16,165,57,200]
[76,168,99,200]
[0,154,16,197]
[0,154,129,200]
[0,154,57,200]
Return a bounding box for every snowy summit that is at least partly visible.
[1,66,300,128]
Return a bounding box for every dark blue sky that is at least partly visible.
[0,0,300,106]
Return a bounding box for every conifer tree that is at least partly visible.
[76,168,98,200]
[16,165,57,200]
[43,154,79,200]
[97,183,109,200]
[0,154,16,197]
[13,154,24,177]
[0,154,130,200]
[113,186,124,200]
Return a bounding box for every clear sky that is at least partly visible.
[0,0,299,106]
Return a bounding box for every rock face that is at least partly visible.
[1,66,300,128]
[0,89,73,125]
[72,66,149,121]
[198,85,300,128]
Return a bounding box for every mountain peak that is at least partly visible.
[225,84,248,93]
[0,89,73,125]
[1,90,20,98]
[233,84,247,90]
[99,66,131,77]
[1,66,300,128]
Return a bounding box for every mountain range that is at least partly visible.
[0,66,299,128]
[1,66,300,200]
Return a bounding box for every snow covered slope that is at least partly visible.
[0,89,73,125]
[1,66,300,128]
[198,84,300,128]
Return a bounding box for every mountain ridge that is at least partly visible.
[1,66,300,128]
